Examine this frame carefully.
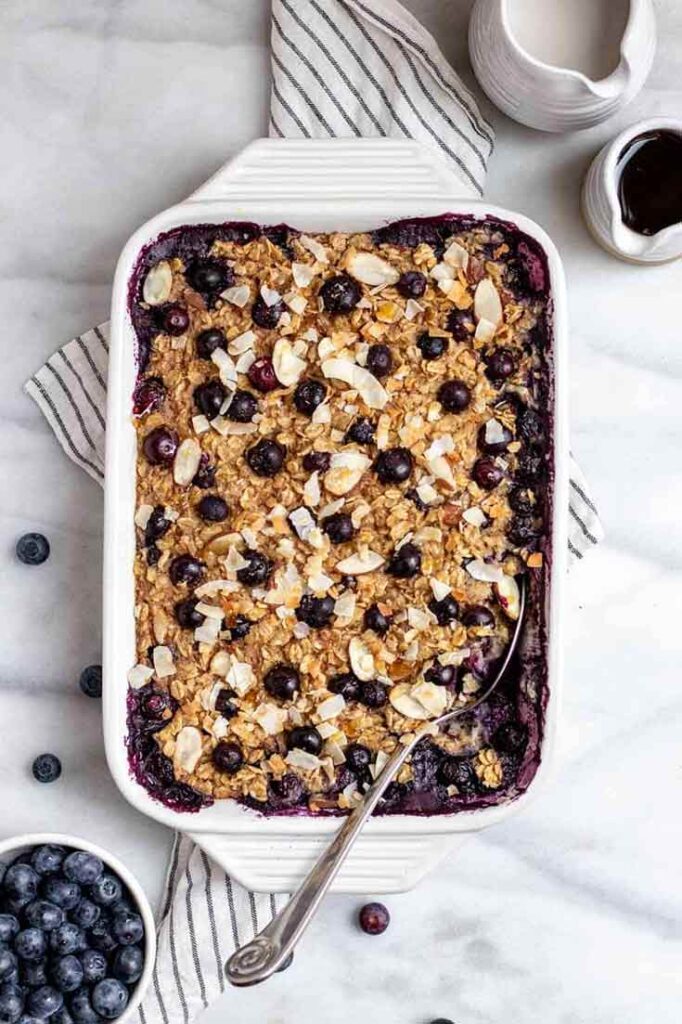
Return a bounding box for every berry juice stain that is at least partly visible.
[617,129,682,236]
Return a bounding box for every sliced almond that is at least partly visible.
[346,251,399,287]
[173,438,201,486]
[152,645,175,678]
[174,727,203,773]
[474,278,503,326]
[493,575,521,620]
[335,548,384,575]
[349,637,375,681]
[142,261,172,306]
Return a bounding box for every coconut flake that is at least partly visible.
[325,740,347,766]
[173,438,202,486]
[346,251,399,286]
[225,545,250,575]
[333,590,356,621]
[284,291,307,315]
[389,682,429,720]
[260,284,281,307]
[211,348,238,390]
[289,506,316,542]
[416,480,439,506]
[210,650,231,676]
[407,606,432,631]
[443,240,469,271]
[430,578,451,602]
[152,646,175,678]
[195,602,224,620]
[299,234,328,263]
[228,329,256,355]
[286,748,323,771]
[466,559,506,584]
[192,414,211,435]
[324,449,371,497]
[335,548,384,575]
[292,621,310,640]
[349,637,374,681]
[196,579,239,598]
[321,358,388,411]
[272,337,306,387]
[226,657,256,696]
[127,664,154,689]
[264,562,302,608]
[411,680,448,717]
[319,498,344,518]
[316,693,346,721]
[404,298,424,321]
[134,504,154,530]
[236,350,256,374]
[174,727,203,773]
[194,616,221,645]
[142,261,172,305]
[463,506,487,527]
[212,718,229,740]
[292,262,316,288]
[253,702,288,736]
[303,470,321,508]
[221,283,250,307]
[430,261,455,283]
[370,750,389,779]
[441,648,471,667]
[474,278,503,325]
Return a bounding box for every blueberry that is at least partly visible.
[424,661,455,687]
[247,357,278,393]
[268,774,304,809]
[515,445,544,484]
[396,271,426,299]
[69,989,99,1024]
[142,427,178,466]
[302,451,331,474]
[50,958,83,995]
[3,866,38,903]
[20,960,48,989]
[492,721,528,755]
[344,417,375,446]
[15,534,50,567]
[196,495,229,522]
[251,294,285,329]
[24,902,64,933]
[27,987,63,1020]
[417,332,448,360]
[321,513,354,546]
[293,379,326,417]
[485,348,516,383]
[41,881,80,913]
[49,924,85,957]
[51,1008,75,1024]
[214,689,238,719]
[363,603,390,635]
[92,980,128,1021]
[245,438,286,477]
[0,983,24,1023]
[359,681,388,709]
[110,947,143,986]
[374,447,413,485]
[386,542,421,579]
[76,951,107,987]
[236,549,273,587]
[174,598,205,630]
[143,507,171,546]
[160,304,189,336]
[88,875,122,910]
[478,421,513,455]
[437,379,471,413]
[472,457,505,490]
[68,901,99,930]
[295,595,334,629]
[168,554,205,587]
[132,376,166,417]
[345,744,371,773]
[186,259,229,295]
[263,664,300,702]
[428,594,459,626]
[191,455,216,489]
[211,743,243,776]
[63,855,102,888]
[405,488,427,512]
[327,672,360,702]
[365,344,393,378]
[139,691,174,726]
[78,666,102,700]
[31,755,62,785]
[0,950,18,983]
[319,274,360,314]
[226,390,258,423]
[517,406,543,444]
[30,849,64,879]
[194,328,226,361]
[439,756,477,794]
[229,615,252,641]
[358,902,389,935]
[286,727,322,757]
[193,380,227,420]
[462,605,495,628]
[86,917,116,955]
[446,307,474,340]
[507,516,541,548]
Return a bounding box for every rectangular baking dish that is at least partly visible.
[103,138,568,894]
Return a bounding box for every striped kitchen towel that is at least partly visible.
[24,1,604,1021]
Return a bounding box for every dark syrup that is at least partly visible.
[617,130,682,236]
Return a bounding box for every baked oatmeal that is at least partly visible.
[125,215,552,816]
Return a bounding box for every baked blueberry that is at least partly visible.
[252,294,285,329]
[345,744,371,773]
[212,742,244,776]
[507,515,541,547]
[174,597,205,630]
[286,727,322,756]
[30,847,64,878]
[168,554,205,587]
[302,451,331,474]
[359,681,388,709]
[42,880,80,913]
[437,379,471,413]
[226,389,258,423]
[405,488,427,512]
[186,259,229,295]
[396,271,426,298]
[319,274,360,314]
[89,875,122,908]
[195,328,226,360]
[132,376,166,416]
[446,307,474,340]
[428,594,459,626]
[321,513,354,545]
[517,406,543,443]
[139,691,174,724]
[192,455,216,489]
[214,689,238,719]
[471,457,505,490]
[24,901,64,932]
[264,664,300,701]
[358,902,389,935]
[493,721,528,755]
[229,615,252,641]
[374,447,413,484]
[417,332,448,360]
[69,900,100,929]
[293,379,326,416]
[245,438,286,477]
[0,983,24,1023]
[27,987,63,1020]
[77,951,107,986]
[50,957,83,995]
[110,946,143,986]
[328,672,360,702]
[0,916,20,944]
[0,951,18,983]
[91,979,128,1021]
[49,924,85,957]
[32,754,62,785]
[236,549,273,587]
[144,507,171,548]
[485,348,516,382]
[439,756,477,794]
[295,595,334,629]
[515,445,544,484]
[478,420,513,455]
[16,533,50,567]
[160,304,189,336]
[247,357,278,393]
[142,426,178,466]
[344,417,375,445]
[386,542,421,579]
[197,495,229,522]
[268,774,304,809]
[508,486,534,515]
[70,988,99,1023]
[424,661,455,687]
[363,603,390,635]
[461,605,495,628]
[78,665,102,699]
[193,379,227,420]
[365,343,393,378]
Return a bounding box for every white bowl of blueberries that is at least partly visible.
[0,835,156,1024]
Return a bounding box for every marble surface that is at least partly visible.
[1,1,681,1021]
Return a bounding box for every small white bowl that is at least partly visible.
[0,833,156,1024]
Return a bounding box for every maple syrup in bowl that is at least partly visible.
[617,129,682,236]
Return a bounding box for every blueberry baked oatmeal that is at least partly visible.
[126,216,552,816]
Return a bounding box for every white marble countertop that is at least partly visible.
[2,1,681,1021]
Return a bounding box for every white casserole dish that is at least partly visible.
[103,138,568,894]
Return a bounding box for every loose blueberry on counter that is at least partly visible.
[461,605,495,628]
[286,727,323,756]
[251,294,286,329]
[264,664,300,702]
[65,852,103,886]
[195,327,226,361]
[295,595,334,629]
[471,457,505,491]
[186,259,230,296]
[214,689,238,719]
[89,875,122,909]
[0,950,18,982]
[344,417,375,446]
[358,902,390,935]
[212,742,244,776]
[437,379,471,413]
[24,902,63,933]
[0,982,24,1023]
[78,666,102,700]
[15,534,50,567]
[196,495,229,523]
[226,389,258,423]
[374,447,413,485]
[508,485,534,515]
[446,307,474,341]
[68,901,100,930]
[302,451,331,474]
[42,881,80,913]
[247,357,278,393]
[110,947,143,986]
[321,513,354,546]
[229,615,252,641]
[0,917,20,944]
[319,274,361,314]
[358,681,388,709]
[236,549,273,587]
[477,421,513,455]
[439,756,478,794]
[417,332,448,360]
[484,348,516,383]
[174,597,205,630]
[32,755,62,785]
[27,986,63,1020]
[168,554,205,587]
[365,343,393,378]
[245,438,286,477]
[492,721,528,755]
[142,427,178,466]
[424,661,456,687]
[515,445,544,484]
[77,951,107,986]
[191,455,216,490]
[50,957,83,995]
[30,847,64,879]
[193,380,227,420]
[428,594,459,626]
[159,305,189,337]
[396,270,426,298]
[268,774,304,809]
[49,924,85,957]
[328,672,360,702]
[293,379,326,417]
[507,515,541,548]
[386,542,421,579]
[345,744,371,773]
[363,603,390,636]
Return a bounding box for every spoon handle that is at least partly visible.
[225,733,420,987]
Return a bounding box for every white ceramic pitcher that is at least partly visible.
[469,0,656,132]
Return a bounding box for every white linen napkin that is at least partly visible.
[24,1,604,1020]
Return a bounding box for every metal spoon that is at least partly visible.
[226,577,527,987]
